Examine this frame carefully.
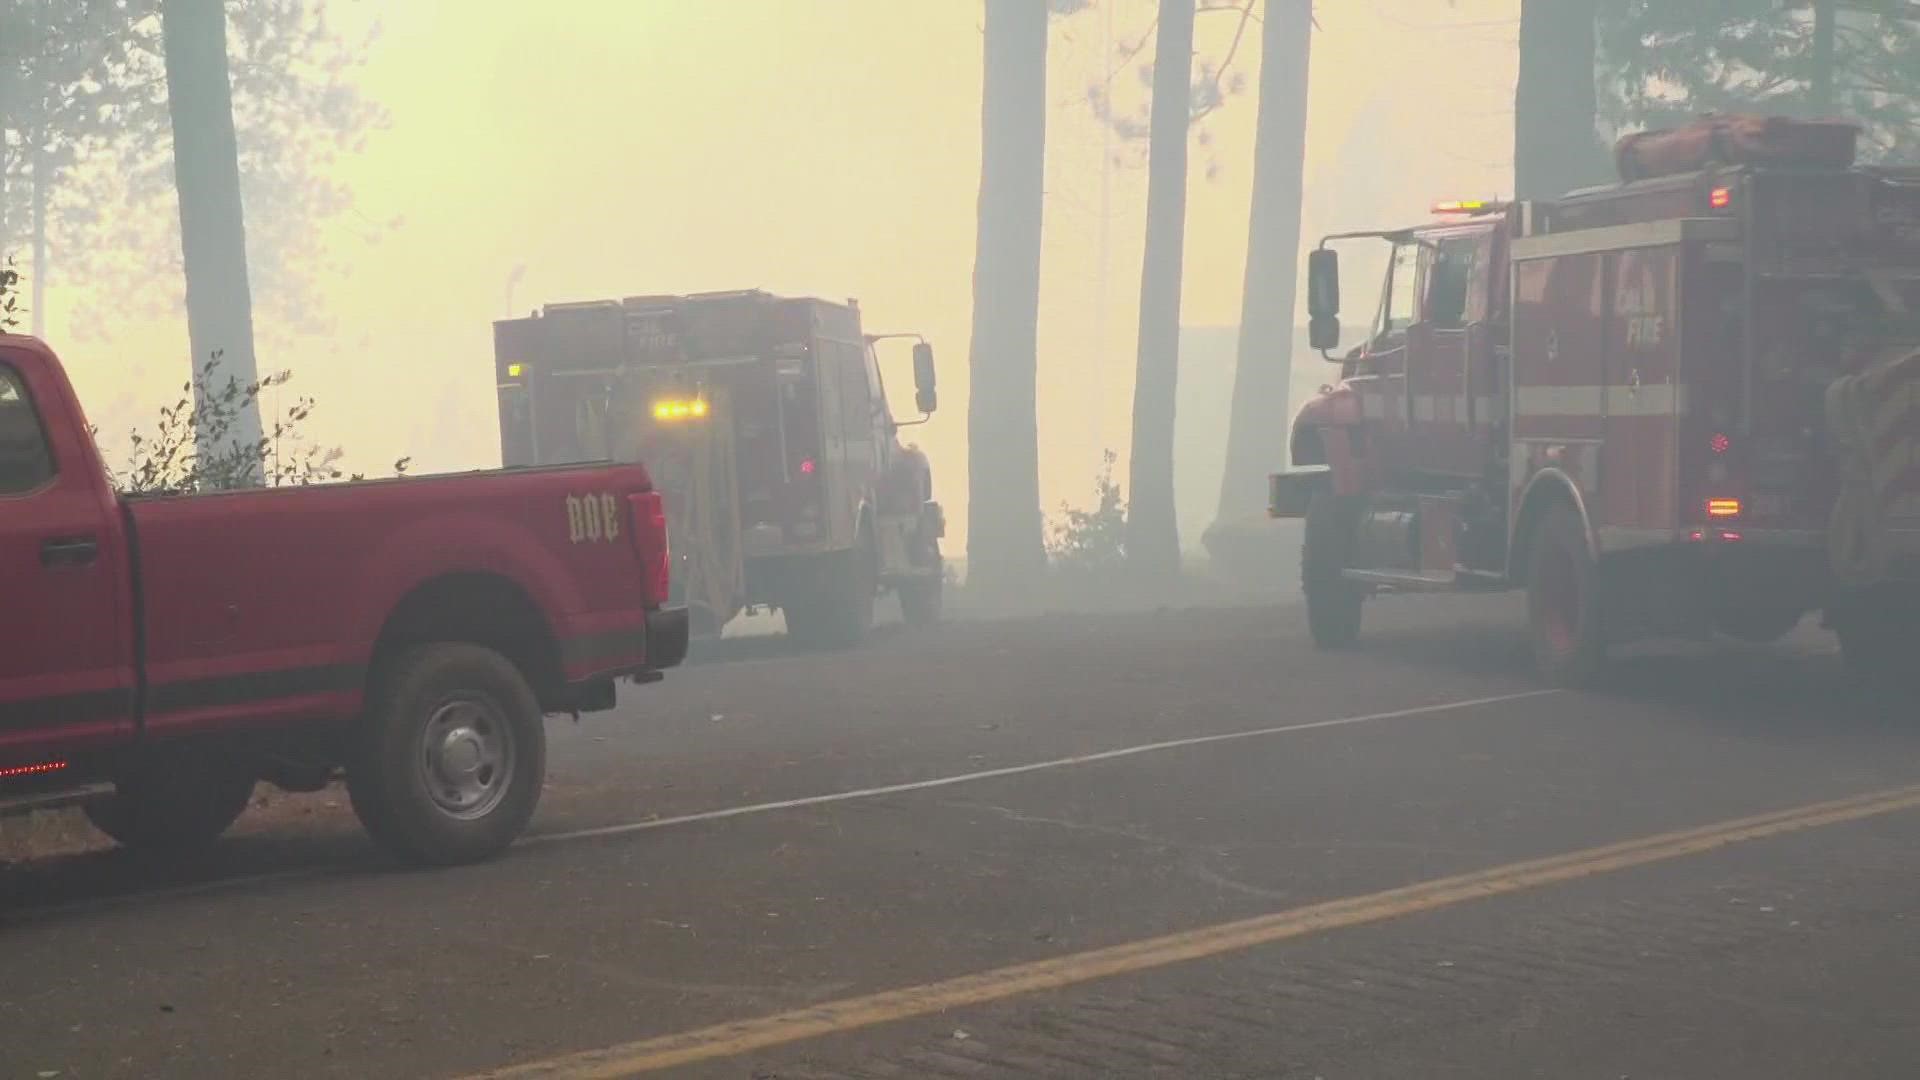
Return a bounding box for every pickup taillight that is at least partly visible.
[627,490,670,609]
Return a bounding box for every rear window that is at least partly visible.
[0,363,56,494]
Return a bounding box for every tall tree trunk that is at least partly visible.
[1213,0,1313,526]
[162,0,262,463]
[30,144,45,337]
[965,0,1049,594]
[1514,0,1606,201]
[1809,0,1837,116]
[1125,0,1195,580]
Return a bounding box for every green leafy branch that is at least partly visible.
[1046,449,1128,575]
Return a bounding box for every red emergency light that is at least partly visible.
[0,760,68,780]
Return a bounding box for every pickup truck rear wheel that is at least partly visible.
[348,643,546,866]
[1303,494,1365,649]
[1527,504,1608,687]
[85,757,255,854]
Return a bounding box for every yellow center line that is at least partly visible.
[466,783,1920,1079]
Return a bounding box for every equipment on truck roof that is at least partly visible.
[1613,114,1860,182]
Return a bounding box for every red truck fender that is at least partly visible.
[1507,467,1598,582]
[1290,384,1367,495]
[348,512,577,668]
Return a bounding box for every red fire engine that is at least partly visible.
[494,291,945,648]
[1270,117,1920,685]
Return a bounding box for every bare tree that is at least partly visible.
[1515,0,1608,200]
[1125,0,1196,580]
[161,0,261,460]
[1213,0,1314,526]
[965,0,1051,594]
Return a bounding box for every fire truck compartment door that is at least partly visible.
[1600,245,1683,538]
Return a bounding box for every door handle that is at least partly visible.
[40,536,100,567]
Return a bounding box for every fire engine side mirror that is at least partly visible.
[1309,316,1341,353]
[913,342,938,415]
[1307,248,1341,352]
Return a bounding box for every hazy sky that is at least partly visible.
[41,0,1520,550]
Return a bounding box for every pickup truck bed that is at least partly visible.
[1,334,689,864]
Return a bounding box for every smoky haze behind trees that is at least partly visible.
[8,3,1552,576]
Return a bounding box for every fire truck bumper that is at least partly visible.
[1269,466,1332,519]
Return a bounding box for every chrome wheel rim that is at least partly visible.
[417,697,516,820]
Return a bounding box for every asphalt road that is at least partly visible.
[5,593,1920,1079]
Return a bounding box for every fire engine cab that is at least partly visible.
[1270,118,1920,685]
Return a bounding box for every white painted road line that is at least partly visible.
[523,689,1562,846]
[6,689,1557,920]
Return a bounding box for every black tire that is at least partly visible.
[785,543,877,649]
[1303,494,1365,649]
[1526,503,1608,687]
[85,757,255,854]
[347,643,546,866]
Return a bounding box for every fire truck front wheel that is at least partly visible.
[1302,495,1365,649]
[1526,504,1608,687]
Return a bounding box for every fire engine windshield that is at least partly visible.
[1377,241,1420,340]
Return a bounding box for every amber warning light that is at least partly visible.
[1707,498,1743,518]
[1432,199,1508,216]
[1709,186,1733,210]
[652,398,709,422]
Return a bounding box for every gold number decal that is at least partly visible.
[601,493,620,542]
[566,493,623,544]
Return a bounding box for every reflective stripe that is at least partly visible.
[1379,393,1500,424]
[1359,387,1675,423]
[1515,384,1685,418]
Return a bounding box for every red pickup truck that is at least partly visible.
[0,335,689,865]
